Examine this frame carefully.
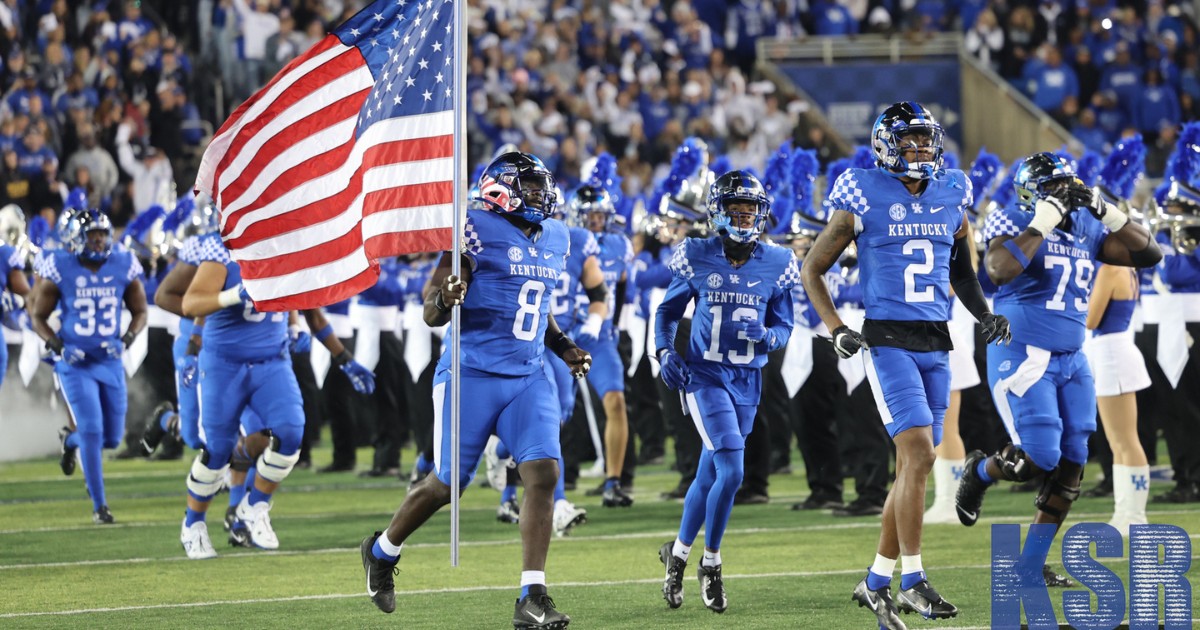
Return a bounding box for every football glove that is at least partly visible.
[1085,185,1130,231]
[177,355,198,389]
[831,325,866,359]
[1029,197,1068,237]
[980,313,1012,346]
[340,360,376,394]
[738,318,769,344]
[576,312,603,345]
[100,340,122,359]
[658,347,691,391]
[61,344,87,366]
[288,325,312,354]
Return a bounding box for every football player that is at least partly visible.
[655,170,796,613]
[802,102,1010,628]
[0,204,31,392]
[30,210,147,524]
[957,151,1161,574]
[360,152,590,629]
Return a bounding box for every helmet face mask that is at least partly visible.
[1014,152,1079,212]
[568,185,615,232]
[872,102,945,180]
[477,152,558,224]
[707,170,770,243]
[67,211,113,263]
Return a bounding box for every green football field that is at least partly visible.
[1,438,1197,629]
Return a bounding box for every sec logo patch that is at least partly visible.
[707,273,723,289]
[76,276,88,288]
[889,203,906,221]
[507,246,524,262]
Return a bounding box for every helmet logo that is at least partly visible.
[889,203,907,221]
[507,246,524,262]
[707,273,723,289]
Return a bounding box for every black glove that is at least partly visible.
[980,313,1012,346]
[1064,180,1093,209]
[44,335,63,355]
[121,330,137,349]
[831,325,866,359]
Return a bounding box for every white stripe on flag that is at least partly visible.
[197,42,352,195]
[223,111,453,241]
[243,245,371,301]
[362,203,454,240]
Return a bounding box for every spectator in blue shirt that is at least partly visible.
[639,85,673,144]
[474,105,525,153]
[1028,46,1079,112]
[812,1,858,36]
[6,69,51,117]
[724,0,776,74]
[1091,90,1129,142]
[117,0,155,47]
[1099,42,1143,112]
[1132,68,1180,137]
[15,127,56,178]
[1073,107,1111,154]
[54,72,99,118]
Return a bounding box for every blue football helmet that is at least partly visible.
[568,185,615,232]
[871,102,944,180]
[181,196,221,239]
[707,170,770,243]
[476,152,558,224]
[1013,152,1079,212]
[66,211,114,263]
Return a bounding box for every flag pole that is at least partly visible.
[449,0,466,568]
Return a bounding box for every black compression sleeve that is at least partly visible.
[949,235,991,321]
[584,281,608,304]
[613,280,626,325]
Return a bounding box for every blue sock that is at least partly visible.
[248,485,272,506]
[245,467,257,492]
[229,480,247,508]
[553,455,566,502]
[501,485,517,503]
[520,585,532,599]
[678,448,716,545]
[495,440,511,460]
[65,431,80,449]
[604,477,617,491]
[78,432,106,511]
[866,571,892,591]
[703,449,744,551]
[185,507,206,526]
[901,571,926,590]
[372,538,399,562]
[416,453,432,473]
[977,459,994,484]
[158,410,174,431]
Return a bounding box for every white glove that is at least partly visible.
[1089,185,1130,232]
[1028,197,1068,237]
[578,312,603,343]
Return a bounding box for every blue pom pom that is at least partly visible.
[850,145,875,171]
[1076,150,1104,187]
[1098,135,1146,199]
[968,147,1004,202]
[1165,121,1200,186]
[125,205,165,243]
[789,148,821,222]
[28,216,49,247]
[650,138,708,215]
[942,151,960,171]
[710,155,732,178]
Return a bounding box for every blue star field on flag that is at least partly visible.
[333,0,455,139]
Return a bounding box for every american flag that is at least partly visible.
[195,0,456,311]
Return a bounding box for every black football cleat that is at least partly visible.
[956,450,991,526]
[832,497,884,517]
[793,494,845,511]
[896,577,958,619]
[852,577,907,630]
[601,481,634,508]
[697,563,727,613]
[513,585,569,629]
[226,507,252,547]
[93,505,115,524]
[361,532,398,613]
[1043,564,1074,588]
[139,401,176,456]
[223,505,237,532]
[58,427,76,476]
[659,542,686,609]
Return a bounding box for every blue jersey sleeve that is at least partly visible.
[39,250,63,284]
[178,235,205,266]
[2,243,23,272]
[462,212,483,271]
[1159,246,1200,287]
[983,206,1026,242]
[667,239,696,280]
[196,234,232,264]
[654,275,696,353]
[762,287,795,352]
[124,251,144,283]
[824,169,871,217]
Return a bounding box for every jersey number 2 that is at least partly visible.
[903,239,935,303]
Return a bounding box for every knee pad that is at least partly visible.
[993,444,1042,483]
[1035,460,1084,520]
[187,448,230,498]
[255,430,300,483]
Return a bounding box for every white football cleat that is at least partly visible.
[236,497,280,550]
[553,501,587,537]
[923,502,960,525]
[579,459,606,479]
[484,435,510,493]
[181,519,218,560]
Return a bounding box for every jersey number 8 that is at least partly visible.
[513,280,545,341]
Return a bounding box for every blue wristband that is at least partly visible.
[1002,239,1031,269]
[315,324,334,342]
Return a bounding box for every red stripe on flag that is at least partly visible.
[364,227,454,261]
[213,50,367,194]
[218,90,368,208]
[202,35,344,193]
[222,135,454,245]
[250,265,382,313]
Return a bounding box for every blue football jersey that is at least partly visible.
[793,261,842,329]
[41,248,142,359]
[594,231,633,336]
[825,167,972,322]
[550,226,599,326]
[399,256,438,308]
[195,233,288,362]
[0,243,23,293]
[984,206,1108,352]
[440,209,570,376]
[177,234,206,267]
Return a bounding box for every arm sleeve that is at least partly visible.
[654,276,695,354]
[949,233,991,320]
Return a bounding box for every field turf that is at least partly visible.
[1,437,1197,629]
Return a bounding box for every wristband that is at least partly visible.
[1101,205,1130,232]
[1002,239,1031,269]
[186,337,202,356]
[217,286,243,308]
[315,324,334,342]
[433,290,451,314]
[332,349,353,367]
[122,330,136,349]
[547,332,578,359]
